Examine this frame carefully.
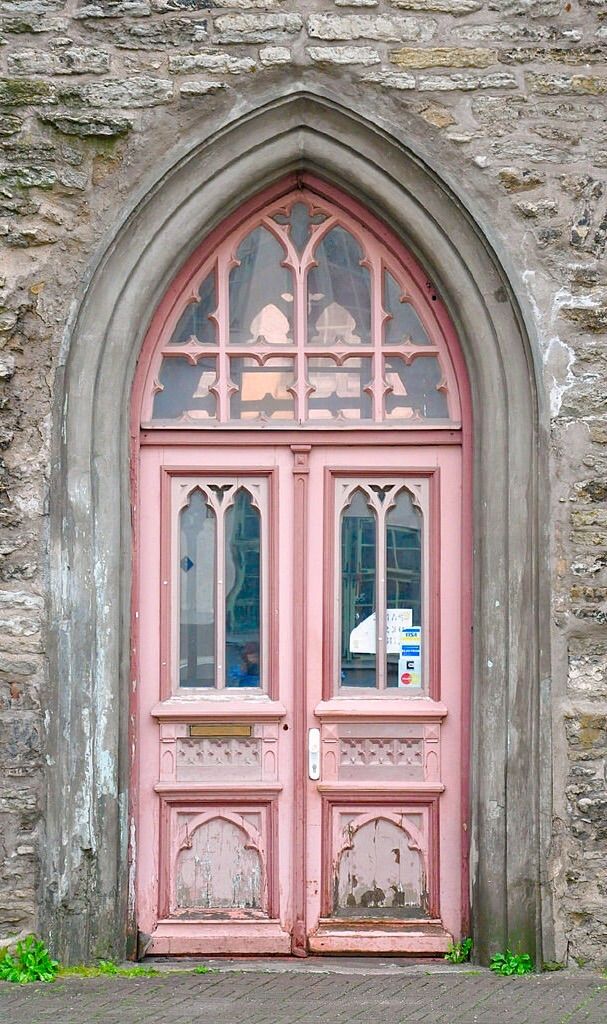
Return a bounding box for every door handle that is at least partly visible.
[308,728,321,781]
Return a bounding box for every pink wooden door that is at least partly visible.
[137,442,296,955]
[136,437,463,955]
[302,443,463,954]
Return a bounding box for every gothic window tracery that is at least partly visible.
[143,186,461,428]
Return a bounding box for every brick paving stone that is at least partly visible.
[0,967,606,1024]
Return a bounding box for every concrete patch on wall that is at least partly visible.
[543,336,576,419]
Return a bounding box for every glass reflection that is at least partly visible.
[384,271,431,346]
[152,356,217,421]
[230,356,295,421]
[226,490,261,688]
[386,490,422,689]
[169,272,217,346]
[341,490,376,688]
[307,357,372,420]
[179,489,216,688]
[308,227,371,346]
[384,356,448,420]
[229,227,293,346]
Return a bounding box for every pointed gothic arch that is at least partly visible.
[45,92,551,964]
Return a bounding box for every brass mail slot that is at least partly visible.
[189,723,252,738]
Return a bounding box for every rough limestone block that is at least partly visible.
[168,51,256,74]
[561,305,607,334]
[0,77,57,104]
[0,165,56,188]
[75,0,152,17]
[306,45,381,65]
[498,167,546,191]
[0,0,65,14]
[568,638,607,701]
[59,75,173,106]
[417,71,518,91]
[307,13,435,43]
[487,0,562,14]
[0,114,22,135]
[527,74,607,96]
[259,46,291,66]
[362,69,415,89]
[179,79,227,95]
[81,18,209,49]
[213,13,302,44]
[38,110,133,137]
[182,0,287,7]
[501,47,606,65]
[7,46,110,75]
[390,46,497,69]
[390,0,481,10]
[0,15,69,32]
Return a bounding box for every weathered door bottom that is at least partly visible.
[308,920,452,955]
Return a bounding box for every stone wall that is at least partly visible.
[0,0,605,964]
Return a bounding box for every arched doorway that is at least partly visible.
[45,94,550,965]
[132,175,471,955]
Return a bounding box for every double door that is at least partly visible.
[136,439,465,954]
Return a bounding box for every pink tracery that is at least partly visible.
[141,184,461,428]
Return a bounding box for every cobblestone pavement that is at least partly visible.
[0,960,606,1024]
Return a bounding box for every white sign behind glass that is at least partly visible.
[349,608,413,654]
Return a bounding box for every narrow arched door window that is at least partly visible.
[170,478,268,692]
[337,481,427,693]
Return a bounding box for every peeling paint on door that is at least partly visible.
[175,817,265,913]
[334,817,427,918]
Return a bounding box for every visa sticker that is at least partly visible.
[398,627,422,688]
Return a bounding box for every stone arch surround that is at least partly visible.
[45,91,552,964]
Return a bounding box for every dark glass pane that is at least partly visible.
[169,272,217,346]
[179,489,216,688]
[384,355,449,420]
[386,489,422,689]
[229,227,293,346]
[384,271,431,346]
[230,356,295,421]
[307,356,372,421]
[152,356,217,422]
[341,490,376,689]
[225,490,261,688]
[272,201,327,254]
[308,227,371,346]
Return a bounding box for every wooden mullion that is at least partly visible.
[376,500,388,692]
[216,248,231,423]
[215,495,226,689]
[371,254,384,422]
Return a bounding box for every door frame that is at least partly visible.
[45,93,551,965]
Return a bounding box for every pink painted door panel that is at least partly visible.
[136,440,465,955]
[137,444,295,955]
[302,445,464,954]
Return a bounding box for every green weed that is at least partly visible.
[0,935,59,984]
[60,960,159,979]
[489,950,534,976]
[445,937,473,964]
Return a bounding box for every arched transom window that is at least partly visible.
[140,181,461,428]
